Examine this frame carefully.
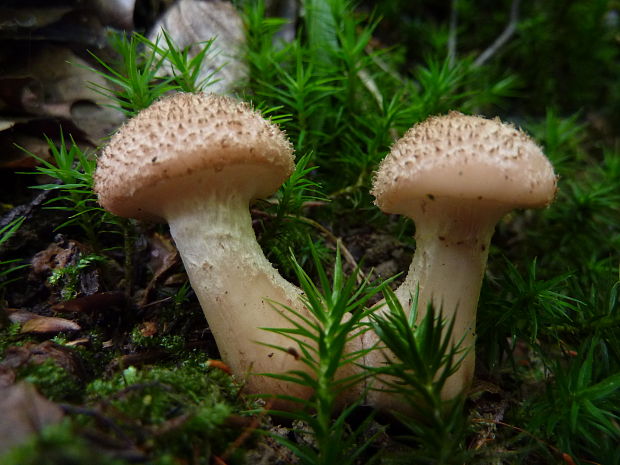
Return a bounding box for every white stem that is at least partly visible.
[365,199,507,406]
[162,192,313,400]
[399,200,505,397]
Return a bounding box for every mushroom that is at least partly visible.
[368,111,557,401]
[94,92,317,402]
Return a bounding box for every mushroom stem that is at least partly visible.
[160,187,313,400]
[394,199,508,398]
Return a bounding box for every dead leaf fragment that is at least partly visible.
[31,241,79,276]
[0,381,63,452]
[139,321,158,337]
[30,238,102,297]
[1,45,125,144]
[65,337,90,347]
[140,232,179,306]
[52,291,127,314]
[148,232,178,273]
[163,273,187,286]
[21,315,81,334]
[0,119,16,131]
[6,308,40,324]
[0,341,83,383]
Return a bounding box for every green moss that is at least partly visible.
[18,358,82,403]
[86,357,251,463]
[129,326,185,353]
[0,322,21,353]
[48,254,106,301]
[0,420,125,465]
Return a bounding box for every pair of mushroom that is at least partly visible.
[94,93,556,409]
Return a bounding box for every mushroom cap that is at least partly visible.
[94,92,294,221]
[371,111,557,214]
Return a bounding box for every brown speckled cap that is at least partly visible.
[94,92,294,221]
[371,111,557,214]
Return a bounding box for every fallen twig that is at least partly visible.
[474,0,521,67]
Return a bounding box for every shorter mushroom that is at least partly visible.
[368,111,557,403]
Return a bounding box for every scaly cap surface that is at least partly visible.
[95,92,294,220]
[372,112,557,214]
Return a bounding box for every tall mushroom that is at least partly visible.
[369,111,557,401]
[95,92,316,402]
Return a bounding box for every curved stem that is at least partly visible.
[163,192,313,400]
[365,199,507,404]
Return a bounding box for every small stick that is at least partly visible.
[474,0,521,67]
[292,215,366,283]
[447,0,459,65]
[251,209,366,283]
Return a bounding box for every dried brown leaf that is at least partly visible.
[21,316,81,334]
[30,242,78,277]
[140,233,179,306]
[0,381,63,451]
[2,45,124,144]
[0,341,82,378]
[6,308,40,324]
[139,321,158,337]
[52,291,127,314]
